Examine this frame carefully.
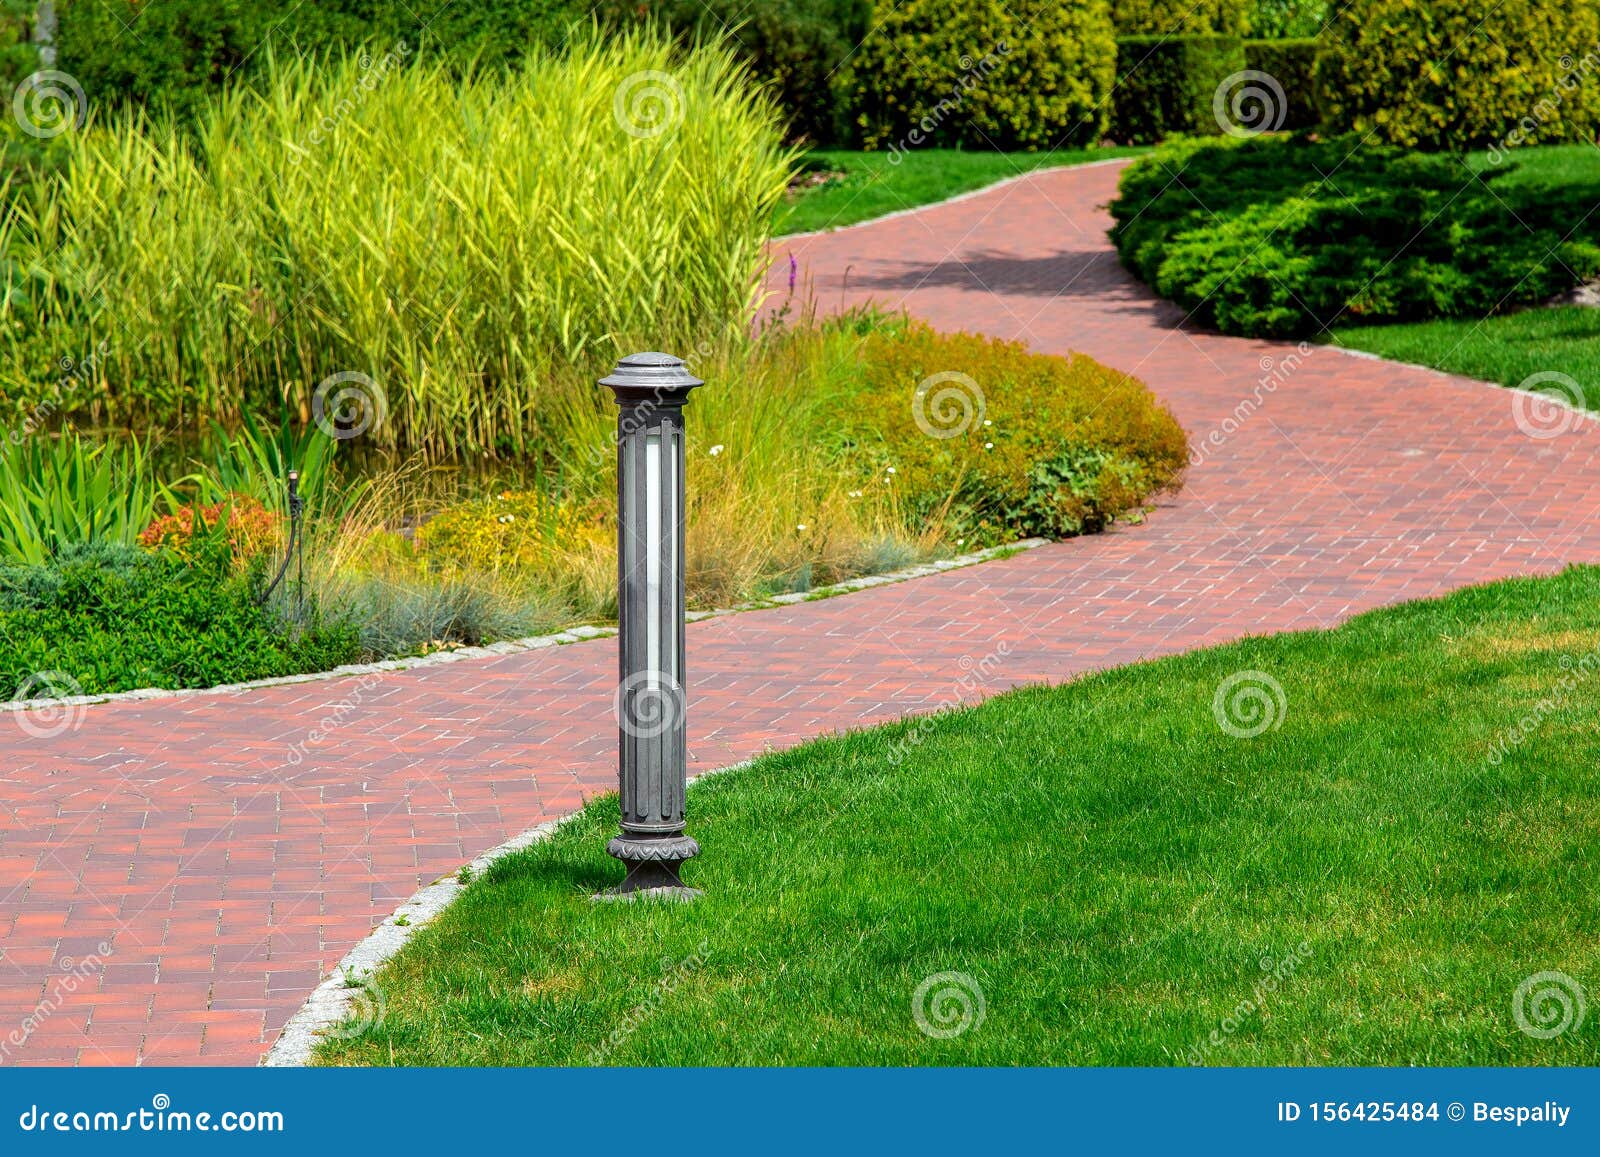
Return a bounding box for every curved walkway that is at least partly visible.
[5,161,1600,1066]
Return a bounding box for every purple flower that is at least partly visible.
[788,252,797,294]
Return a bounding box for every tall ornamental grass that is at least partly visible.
[2,31,796,453]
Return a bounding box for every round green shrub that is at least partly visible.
[1110,134,1600,337]
[1111,0,1252,35]
[1319,0,1600,150]
[849,0,1117,152]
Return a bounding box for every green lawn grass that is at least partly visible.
[1329,143,1600,405]
[775,146,1147,236]
[1329,307,1600,409]
[316,567,1600,1067]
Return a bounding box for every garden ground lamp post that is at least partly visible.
[598,352,702,900]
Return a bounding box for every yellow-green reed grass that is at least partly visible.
[4,29,797,455]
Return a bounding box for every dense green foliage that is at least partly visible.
[1,34,794,454]
[0,542,359,699]
[316,566,1600,1065]
[51,1,589,121]
[1110,36,1245,143]
[601,0,870,144]
[47,0,865,143]
[1111,0,1251,34]
[839,324,1187,542]
[850,0,1117,151]
[1319,0,1600,150]
[1243,38,1321,131]
[1249,0,1328,38]
[1110,135,1600,337]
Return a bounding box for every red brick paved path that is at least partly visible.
[4,161,1599,1066]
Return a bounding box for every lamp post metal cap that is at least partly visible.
[599,351,704,402]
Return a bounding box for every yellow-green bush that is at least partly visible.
[849,0,1117,151]
[418,491,602,574]
[1319,0,1600,150]
[838,323,1188,542]
[1111,0,1251,34]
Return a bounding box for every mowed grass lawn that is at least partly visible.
[317,567,1600,1067]
[1331,144,1600,406]
[774,146,1146,236]
[1330,307,1600,409]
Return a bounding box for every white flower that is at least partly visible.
[848,490,863,498]
[796,524,808,531]
[886,466,896,474]
[708,444,725,456]
[982,419,992,427]
[956,538,965,546]
[984,442,994,450]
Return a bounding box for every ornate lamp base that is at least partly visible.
[595,834,702,901]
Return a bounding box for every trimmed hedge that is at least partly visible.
[850,0,1116,151]
[1110,35,1244,143]
[1109,134,1600,338]
[1243,38,1320,132]
[1319,0,1600,150]
[1111,0,1251,34]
